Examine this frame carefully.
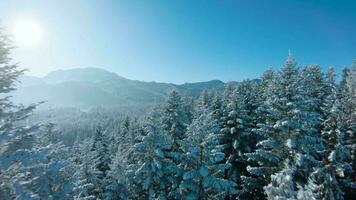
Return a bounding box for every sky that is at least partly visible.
[0,0,355,84]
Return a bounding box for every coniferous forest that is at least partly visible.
[0,31,355,200]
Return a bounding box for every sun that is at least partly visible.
[11,17,44,47]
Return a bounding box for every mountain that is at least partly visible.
[12,67,225,109]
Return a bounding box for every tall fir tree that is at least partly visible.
[244,55,324,199]
[338,61,356,198]
[102,151,127,200]
[296,68,350,199]
[244,55,303,197]
[89,127,111,198]
[242,69,277,199]
[74,151,101,200]
[161,91,190,198]
[179,106,236,199]
[126,113,175,199]
[0,28,54,199]
[264,162,297,200]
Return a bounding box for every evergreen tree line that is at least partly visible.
[72,55,356,200]
[1,31,355,199]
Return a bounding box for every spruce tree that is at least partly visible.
[337,62,356,198]
[300,79,350,200]
[264,162,297,200]
[219,84,239,183]
[244,55,303,195]
[161,90,189,198]
[102,151,127,200]
[179,106,236,199]
[162,91,188,143]
[74,154,100,200]
[0,28,44,199]
[88,127,111,198]
[245,55,324,199]
[126,115,175,199]
[242,69,277,199]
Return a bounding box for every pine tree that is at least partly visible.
[321,68,350,169]
[228,80,259,199]
[300,65,325,116]
[197,90,214,111]
[91,127,111,197]
[102,152,127,200]
[116,117,131,157]
[179,107,236,199]
[242,69,277,199]
[161,90,189,198]
[126,115,175,199]
[344,61,356,173]
[337,62,356,199]
[162,91,189,143]
[15,143,76,199]
[264,162,297,200]
[338,64,355,164]
[219,84,240,183]
[297,165,343,200]
[211,94,223,125]
[74,152,101,200]
[0,28,44,199]
[299,87,350,200]
[244,55,303,195]
[245,55,324,199]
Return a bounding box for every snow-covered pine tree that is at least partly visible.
[245,54,323,199]
[275,56,324,182]
[321,68,352,169]
[13,143,76,199]
[126,113,175,199]
[300,65,325,118]
[245,55,303,197]
[116,117,131,157]
[74,147,101,200]
[297,165,343,200]
[210,94,223,125]
[0,28,45,199]
[107,117,130,158]
[264,162,297,200]
[296,68,351,199]
[102,150,127,200]
[91,126,111,197]
[338,64,355,165]
[125,118,145,165]
[218,84,240,183]
[299,65,326,156]
[197,90,214,111]
[162,91,189,144]
[73,127,111,199]
[179,106,236,199]
[161,90,190,198]
[346,61,356,177]
[337,62,356,199]
[242,69,278,199]
[344,61,356,170]
[291,65,329,183]
[321,68,348,162]
[226,80,259,199]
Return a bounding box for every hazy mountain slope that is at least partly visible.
[176,80,225,97]
[12,67,225,109]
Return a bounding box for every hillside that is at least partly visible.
[13,67,225,108]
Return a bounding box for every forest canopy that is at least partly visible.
[0,29,355,200]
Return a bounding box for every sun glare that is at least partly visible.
[11,17,43,47]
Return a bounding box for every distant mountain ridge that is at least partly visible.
[13,67,225,109]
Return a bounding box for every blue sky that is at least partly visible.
[0,0,355,83]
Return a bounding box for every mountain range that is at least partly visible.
[12,68,225,109]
